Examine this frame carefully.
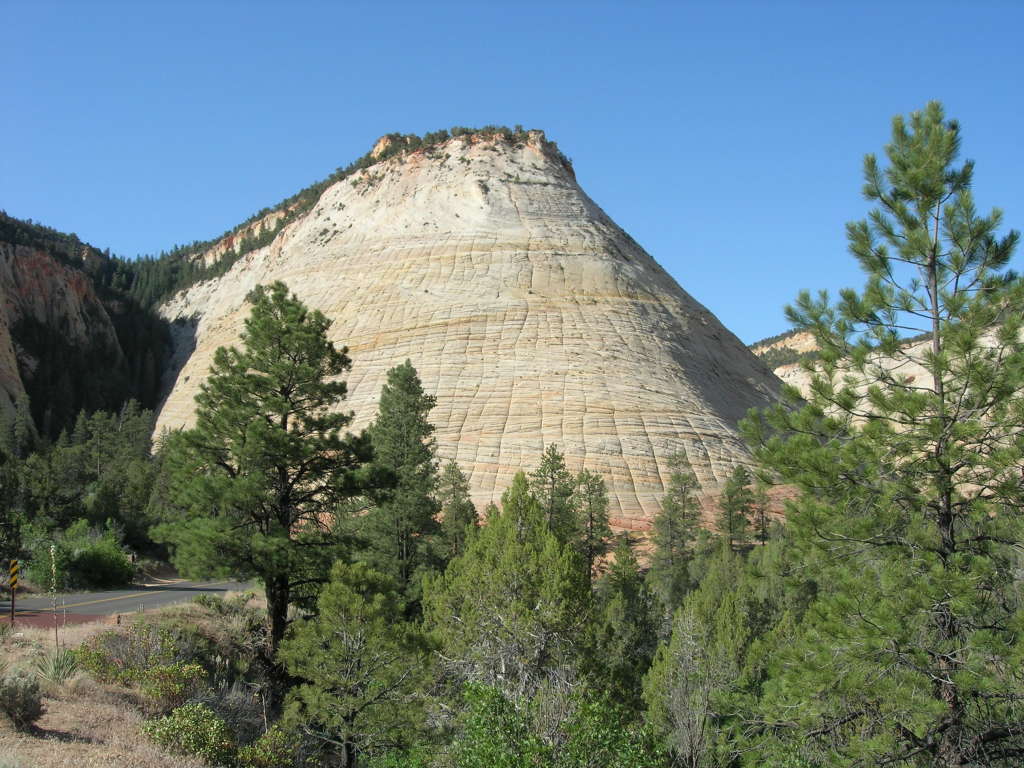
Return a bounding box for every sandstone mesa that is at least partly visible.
[154,131,782,530]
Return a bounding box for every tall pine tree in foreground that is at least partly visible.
[572,468,613,586]
[743,102,1024,766]
[280,562,433,767]
[156,282,374,703]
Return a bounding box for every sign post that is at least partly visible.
[8,559,18,627]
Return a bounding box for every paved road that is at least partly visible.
[1,579,253,625]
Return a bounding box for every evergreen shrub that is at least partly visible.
[0,669,44,730]
[143,702,236,766]
[236,725,302,767]
[76,622,179,684]
[140,662,206,712]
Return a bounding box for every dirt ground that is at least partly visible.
[0,681,205,768]
[0,619,205,768]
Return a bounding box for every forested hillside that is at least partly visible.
[0,214,170,438]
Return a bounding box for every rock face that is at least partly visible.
[749,330,818,359]
[155,131,782,530]
[0,242,124,417]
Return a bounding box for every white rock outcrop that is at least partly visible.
[156,132,781,530]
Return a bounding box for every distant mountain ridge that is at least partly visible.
[748,329,820,373]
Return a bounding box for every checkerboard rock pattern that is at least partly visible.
[155,132,781,531]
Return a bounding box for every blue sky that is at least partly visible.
[3,1,1021,343]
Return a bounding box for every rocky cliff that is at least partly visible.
[155,130,782,529]
[0,241,125,425]
[749,330,817,360]
[0,214,173,436]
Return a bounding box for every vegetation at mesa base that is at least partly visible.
[3,102,1022,768]
[0,398,160,589]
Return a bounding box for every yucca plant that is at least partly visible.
[33,648,78,684]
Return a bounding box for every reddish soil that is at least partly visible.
[1,612,111,629]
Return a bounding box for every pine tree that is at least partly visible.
[571,469,613,586]
[642,559,747,768]
[279,561,432,768]
[742,102,1024,765]
[529,443,578,544]
[717,465,754,550]
[750,481,771,544]
[589,536,659,710]
[424,471,590,703]
[646,453,702,613]
[361,360,441,608]
[0,451,22,561]
[154,282,374,705]
[11,393,37,459]
[437,459,478,560]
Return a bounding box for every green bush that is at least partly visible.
[560,696,664,768]
[452,684,546,768]
[25,519,134,589]
[76,605,260,698]
[451,685,665,768]
[0,669,44,730]
[365,748,434,768]
[140,662,206,711]
[143,702,236,766]
[76,622,178,684]
[236,725,301,767]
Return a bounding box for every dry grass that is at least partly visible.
[8,618,111,651]
[1,618,114,682]
[0,595,264,768]
[0,676,208,768]
[227,589,266,612]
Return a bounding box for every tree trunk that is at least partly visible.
[264,574,291,714]
[927,217,965,765]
